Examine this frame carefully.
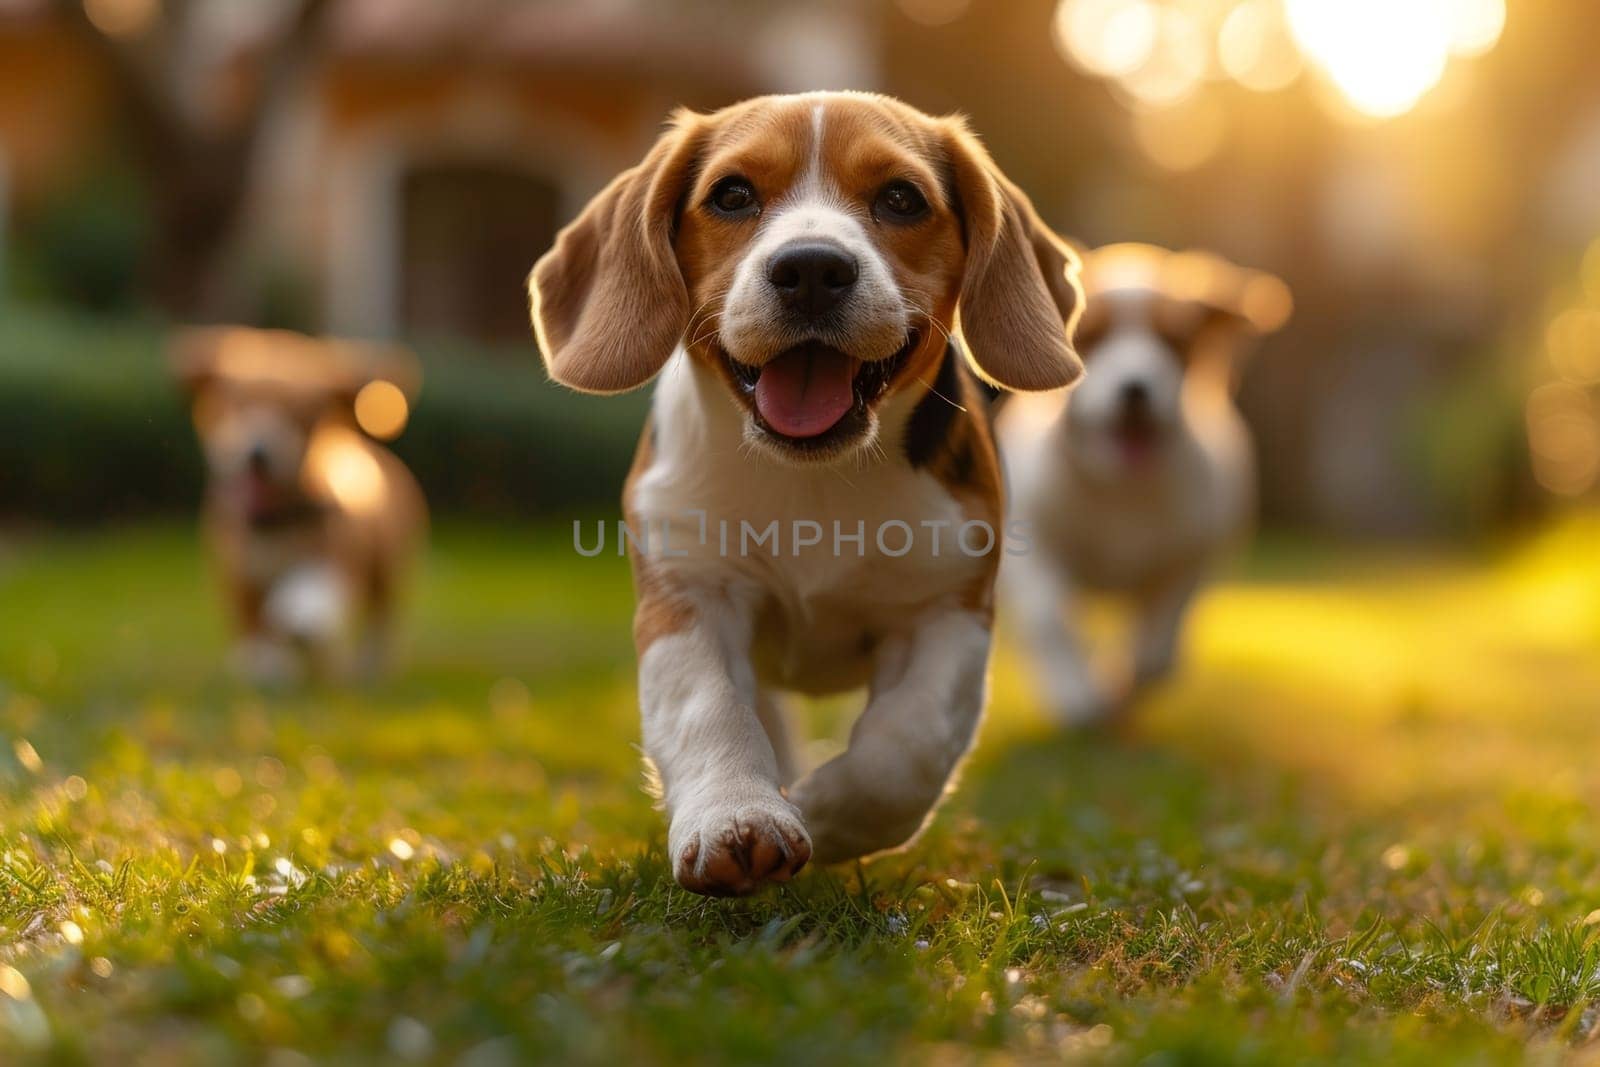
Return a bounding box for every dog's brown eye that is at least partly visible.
[876,181,928,221]
[708,177,758,217]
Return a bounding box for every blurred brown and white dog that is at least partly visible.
[173,328,427,685]
[997,244,1290,725]
[530,92,1082,895]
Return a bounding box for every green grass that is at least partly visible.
[2,519,1600,1064]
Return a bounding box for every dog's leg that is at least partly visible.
[754,689,799,788]
[227,579,302,688]
[788,610,990,864]
[354,559,394,682]
[1004,553,1114,726]
[1130,573,1200,690]
[639,587,812,896]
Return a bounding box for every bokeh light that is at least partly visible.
[1527,383,1600,496]
[1132,94,1226,171]
[354,380,411,440]
[1216,0,1302,92]
[309,427,389,515]
[1583,238,1600,306]
[1446,0,1508,55]
[1531,244,1600,501]
[1117,6,1209,108]
[1056,0,1507,120]
[1285,0,1506,118]
[83,0,159,38]
[1547,309,1600,386]
[1284,0,1451,119]
[1054,0,1161,79]
[897,0,973,27]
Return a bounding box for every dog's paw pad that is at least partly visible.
[672,805,811,897]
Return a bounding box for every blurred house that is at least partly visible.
[879,0,1600,536]
[0,0,876,340]
[287,0,876,342]
[2,0,1598,535]
[0,6,114,238]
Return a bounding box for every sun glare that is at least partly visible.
[1285,0,1506,118]
[1056,0,1506,124]
[1446,0,1508,55]
[1285,0,1450,118]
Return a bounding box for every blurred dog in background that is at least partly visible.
[173,328,427,685]
[997,244,1290,725]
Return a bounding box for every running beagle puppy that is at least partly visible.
[997,244,1290,725]
[531,92,1082,895]
[174,328,427,686]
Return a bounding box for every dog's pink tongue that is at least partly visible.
[754,346,855,438]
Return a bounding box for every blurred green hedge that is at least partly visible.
[0,310,648,522]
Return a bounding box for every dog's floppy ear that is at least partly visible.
[1223,269,1293,340]
[529,111,705,394]
[944,120,1084,392]
[1154,253,1294,363]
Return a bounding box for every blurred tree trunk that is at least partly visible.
[53,0,334,320]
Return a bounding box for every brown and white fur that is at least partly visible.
[174,328,427,686]
[530,92,1083,896]
[997,244,1290,725]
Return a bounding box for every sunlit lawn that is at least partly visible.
[2,519,1600,1064]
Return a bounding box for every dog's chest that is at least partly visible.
[1048,438,1249,591]
[631,434,986,692]
[1002,398,1251,592]
[211,506,332,586]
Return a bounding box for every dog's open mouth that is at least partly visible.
[1111,409,1162,463]
[725,331,918,450]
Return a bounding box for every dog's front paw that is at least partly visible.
[668,793,811,897]
[1039,666,1123,730]
[1048,689,1119,729]
[789,764,928,866]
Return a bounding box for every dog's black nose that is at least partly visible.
[247,445,271,474]
[767,243,858,316]
[1119,381,1151,411]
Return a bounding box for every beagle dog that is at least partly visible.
[997,244,1290,725]
[530,92,1083,895]
[173,328,427,686]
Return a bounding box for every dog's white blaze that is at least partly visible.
[808,102,825,189]
[719,194,905,362]
[716,98,907,369]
